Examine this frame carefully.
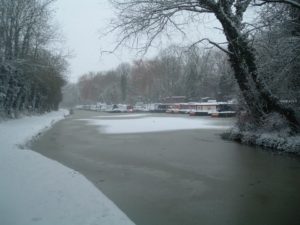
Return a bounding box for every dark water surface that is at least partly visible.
[31,110,300,225]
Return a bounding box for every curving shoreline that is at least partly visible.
[0,109,135,225]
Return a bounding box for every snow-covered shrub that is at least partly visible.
[223,109,300,153]
[260,112,292,136]
[223,127,300,154]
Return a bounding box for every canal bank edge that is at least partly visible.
[0,109,135,225]
[222,128,300,154]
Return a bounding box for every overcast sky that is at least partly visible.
[54,0,255,83]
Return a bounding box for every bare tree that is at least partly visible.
[255,3,300,108]
[116,63,131,102]
[253,0,300,9]
[109,0,300,131]
[0,0,56,60]
[0,0,66,117]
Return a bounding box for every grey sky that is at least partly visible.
[54,0,254,83]
[55,0,121,82]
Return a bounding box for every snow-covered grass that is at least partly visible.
[0,110,135,225]
[79,116,231,134]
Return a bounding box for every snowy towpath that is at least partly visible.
[0,110,135,225]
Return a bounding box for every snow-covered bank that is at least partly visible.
[223,128,300,154]
[0,110,135,225]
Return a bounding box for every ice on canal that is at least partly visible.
[79,115,232,134]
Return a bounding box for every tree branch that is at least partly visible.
[253,0,300,9]
[189,38,232,55]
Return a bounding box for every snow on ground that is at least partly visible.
[80,116,231,134]
[0,110,135,225]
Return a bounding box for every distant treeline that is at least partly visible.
[63,47,238,107]
[0,0,67,118]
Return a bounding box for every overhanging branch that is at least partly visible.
[189,38,232,55]
[253,0,300,9]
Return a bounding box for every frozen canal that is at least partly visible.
[31,110,300,225]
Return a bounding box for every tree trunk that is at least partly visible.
[216,11,299,132]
